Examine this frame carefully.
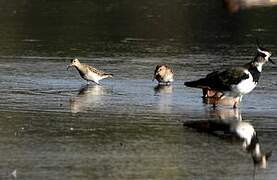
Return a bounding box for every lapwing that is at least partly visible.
[185,42,274,108]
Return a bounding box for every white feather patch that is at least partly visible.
[230,70,257,96]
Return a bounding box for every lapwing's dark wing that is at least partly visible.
[185,67,249,92]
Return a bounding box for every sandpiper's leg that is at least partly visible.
[233,100,238,109]
[233,96,241,109]
[213,102,217,109]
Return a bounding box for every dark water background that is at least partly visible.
[0,0,277,179]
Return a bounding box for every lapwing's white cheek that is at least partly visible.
[261,51,272,62]
[265,51,271,58]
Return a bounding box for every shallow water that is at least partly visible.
[0,1,277,180]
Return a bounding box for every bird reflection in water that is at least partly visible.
[154,84,173,94]
[70,84,106,113]
[184,108,272,169]
[224,0,277,13]
[154,84,173,113]
[202,91,241,108]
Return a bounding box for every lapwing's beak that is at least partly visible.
[269,57,275,64]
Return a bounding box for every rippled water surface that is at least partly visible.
[0,1,277,179]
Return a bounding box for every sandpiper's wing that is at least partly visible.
[185,67,249,92]
[85,64,112,76]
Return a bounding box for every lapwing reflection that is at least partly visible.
[184,108,272,169]
[224,0,277,13]
[207,108,242,121]
[70,84,106,113]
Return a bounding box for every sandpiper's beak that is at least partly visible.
[269,57,275,64]
[67,64,73,70]
[152,74,157,81]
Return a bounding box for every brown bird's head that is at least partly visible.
[153,64,172,81]
[67,58,81,70]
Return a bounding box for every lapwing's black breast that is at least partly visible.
[248,67,261,83]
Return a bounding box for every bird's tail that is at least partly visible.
[103,73,113,78]
[184,78,208,88]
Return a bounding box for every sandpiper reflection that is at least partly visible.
[184,108,272,169]
[70,84,106,113]
[154,84,173,94]
[154,85,173,113]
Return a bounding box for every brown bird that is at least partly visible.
[67,58,113,84]
[153,64,174,85]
